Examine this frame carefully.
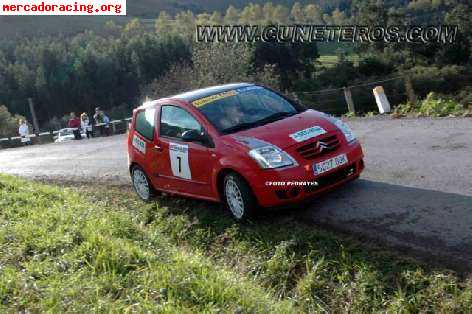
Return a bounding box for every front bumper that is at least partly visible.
[244,141,364,207]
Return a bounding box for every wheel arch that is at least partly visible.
[215,167,256,203]
[129,161,140,174]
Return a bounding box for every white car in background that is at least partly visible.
[54,128,86,143]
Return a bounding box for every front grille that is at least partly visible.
[296,133,340,160]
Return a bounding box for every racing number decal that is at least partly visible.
[169,142,191,180]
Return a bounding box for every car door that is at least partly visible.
[155,104,214,198]
[130,107,162,188]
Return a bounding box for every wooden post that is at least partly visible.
[404,76,417,105]
[28,98,40,135]
[343,87,356,114]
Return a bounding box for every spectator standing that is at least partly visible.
[102,112,111,136]
[93,107,104,136]
[68,112,81,140]
[18,119,32,145]
[80,112,93,139]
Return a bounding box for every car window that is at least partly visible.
[135,109,156,141]
[160,105,203,139]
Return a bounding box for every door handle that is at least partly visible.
[153,145,162,152]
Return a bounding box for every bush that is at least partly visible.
[106,103,133,120]
[143,62,195,100]
[454,86,472,109]
[0,105,26,138]
[394,92,468,117]
[42,115,68,131]
[394,102,418,116]
[418,93,463,117]
[358,56,394,78]
[410,65,471,97]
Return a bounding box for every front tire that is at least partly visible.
[223,173,257,220]
[131,165,155,202]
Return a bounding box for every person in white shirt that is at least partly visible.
[18,119,32,145]
[80,112,93,139]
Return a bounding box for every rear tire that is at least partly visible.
[131,165,155,202]
[223,173,257,220]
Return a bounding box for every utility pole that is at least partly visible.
[343,87,356,114]
[28,98,40,135]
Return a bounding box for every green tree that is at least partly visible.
[224,5,240,24]
[193,43,254,87]
[304,4,324,24]
[209,11,223,24]
[272,5,290,24]
[290,2,306,23]
[0,105,25,138]
[254,42,319,89]
[155,11,173,36]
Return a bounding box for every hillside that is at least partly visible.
[0,0,416,38]
[0,0,349,38]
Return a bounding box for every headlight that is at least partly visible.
[249,145,296,169]
[326,116,356,143]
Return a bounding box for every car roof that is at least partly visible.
[138,83,255,110]
[170,83,254,102]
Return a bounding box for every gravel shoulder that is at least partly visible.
[1,117,471,269]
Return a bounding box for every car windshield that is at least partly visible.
[196,86,302,134]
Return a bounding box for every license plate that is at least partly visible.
[313,154,348,175]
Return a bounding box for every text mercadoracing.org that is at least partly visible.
[0,0,126,15]
[196,25,458,44]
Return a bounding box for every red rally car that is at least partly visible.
[127,83,364,220]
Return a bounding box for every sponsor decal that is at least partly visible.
[289,126,327,142]
[192,85,263,108]
[192,90,238,107]
[132,134,146,154]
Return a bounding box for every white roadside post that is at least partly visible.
[373,86,391,114]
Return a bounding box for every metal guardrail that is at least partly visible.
[0,117,132,149]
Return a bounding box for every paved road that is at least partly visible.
[1,117,471,269]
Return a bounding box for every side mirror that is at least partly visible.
[182,129,203,142]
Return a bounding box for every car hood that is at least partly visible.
[222,109,339,150]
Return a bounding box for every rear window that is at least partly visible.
[135,109,156,141]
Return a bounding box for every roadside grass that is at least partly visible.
[1,174,472,312]
[0,175,292,312]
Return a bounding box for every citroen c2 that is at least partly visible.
[127,83,364,220]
